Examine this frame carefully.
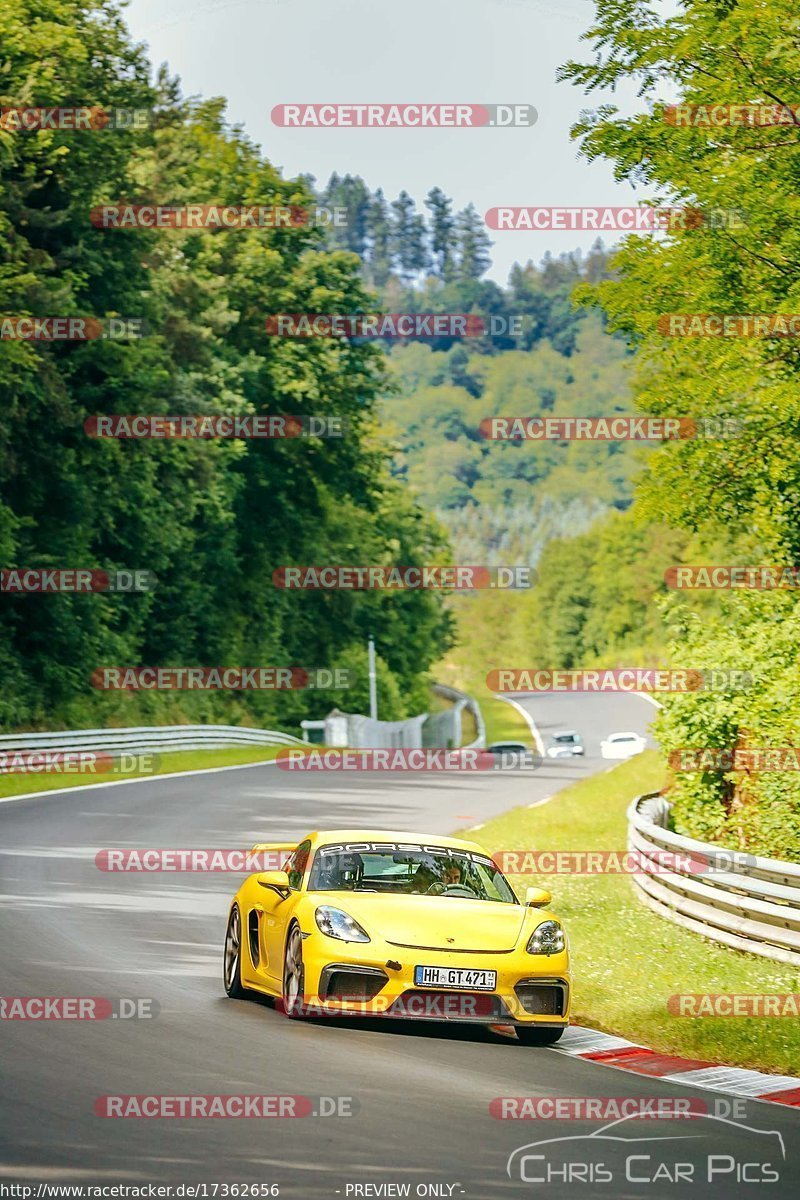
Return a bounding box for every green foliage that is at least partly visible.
[556,0,800,856]
[0,0,454,730]
[472,751,800,1075]
[654,593,800,859]
[443,507,691,697]
[313,177,493,291]
[384,307,638,563]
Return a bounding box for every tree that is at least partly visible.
[455,203,492,280]
[0,0,455,730]
[366,187,392,287]
[390,191,429,282]
[425,187,457,280]
[318,172,371,257]
[557,0,800,856]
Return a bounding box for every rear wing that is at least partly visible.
[249,842,296,868]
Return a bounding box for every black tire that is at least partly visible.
[281,923,306,1019]
[516,1025,565,1046]
[223,903,249,998]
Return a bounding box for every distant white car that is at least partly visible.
[545,730,585,759]
[600,731,647,760]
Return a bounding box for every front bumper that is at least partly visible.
[298,932,571,1026]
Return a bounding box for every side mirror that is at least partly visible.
[525,886,552,908]
[257,869,291,897]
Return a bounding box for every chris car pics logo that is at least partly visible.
[506,1113,785,1186]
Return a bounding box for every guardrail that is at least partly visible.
[0,724,306,757]
[427,683,486,751]
[318,685,486,751]
[628,791,800,967]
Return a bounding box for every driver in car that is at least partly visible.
[425,858,475,895]
[318,852,364,890]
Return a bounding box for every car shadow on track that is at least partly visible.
[221,990,520,1045]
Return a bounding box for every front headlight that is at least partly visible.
[315,906,371,943]
[526,920,565,956]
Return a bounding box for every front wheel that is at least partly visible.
[223,903,249,998]
[516,1025,565,1046]
[281,924,306,1019]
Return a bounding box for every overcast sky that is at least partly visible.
[122,0,658,283]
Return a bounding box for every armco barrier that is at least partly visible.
[0,684,486,764]
[426,683,486,751]
[0,724,306,758]
[628,791,800,967]
[323,685,486,751]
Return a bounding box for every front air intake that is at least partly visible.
[514,979,568,1017]
[320,965,388,1001]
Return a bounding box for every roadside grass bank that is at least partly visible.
[0,744,288,799]
[479,694,533,747]
[468,751,800,1076]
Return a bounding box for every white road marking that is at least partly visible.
[527,794,553,808]
[494,694,545,755]
[0,758,281,806]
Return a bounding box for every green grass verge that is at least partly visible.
[0,744,288,799]
[467,750,800,1076]
[480,694,534,747]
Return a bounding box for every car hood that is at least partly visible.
[315,893,535,952]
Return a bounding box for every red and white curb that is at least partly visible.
[556,1025,800,1108]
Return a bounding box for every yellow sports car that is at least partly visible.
[223,829,570,1044]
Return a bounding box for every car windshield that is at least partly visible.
[308,843,518,903]
[553,733,578,744]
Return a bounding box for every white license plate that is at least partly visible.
[414,966,497,991]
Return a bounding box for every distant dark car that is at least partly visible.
[486,741,539,769]
[545,730,584,759]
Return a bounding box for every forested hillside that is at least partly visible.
[309,178,640,563]
[0,0,453,730]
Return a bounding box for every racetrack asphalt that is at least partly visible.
[2,692,797,1198]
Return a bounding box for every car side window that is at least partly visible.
[286,840,311,891]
